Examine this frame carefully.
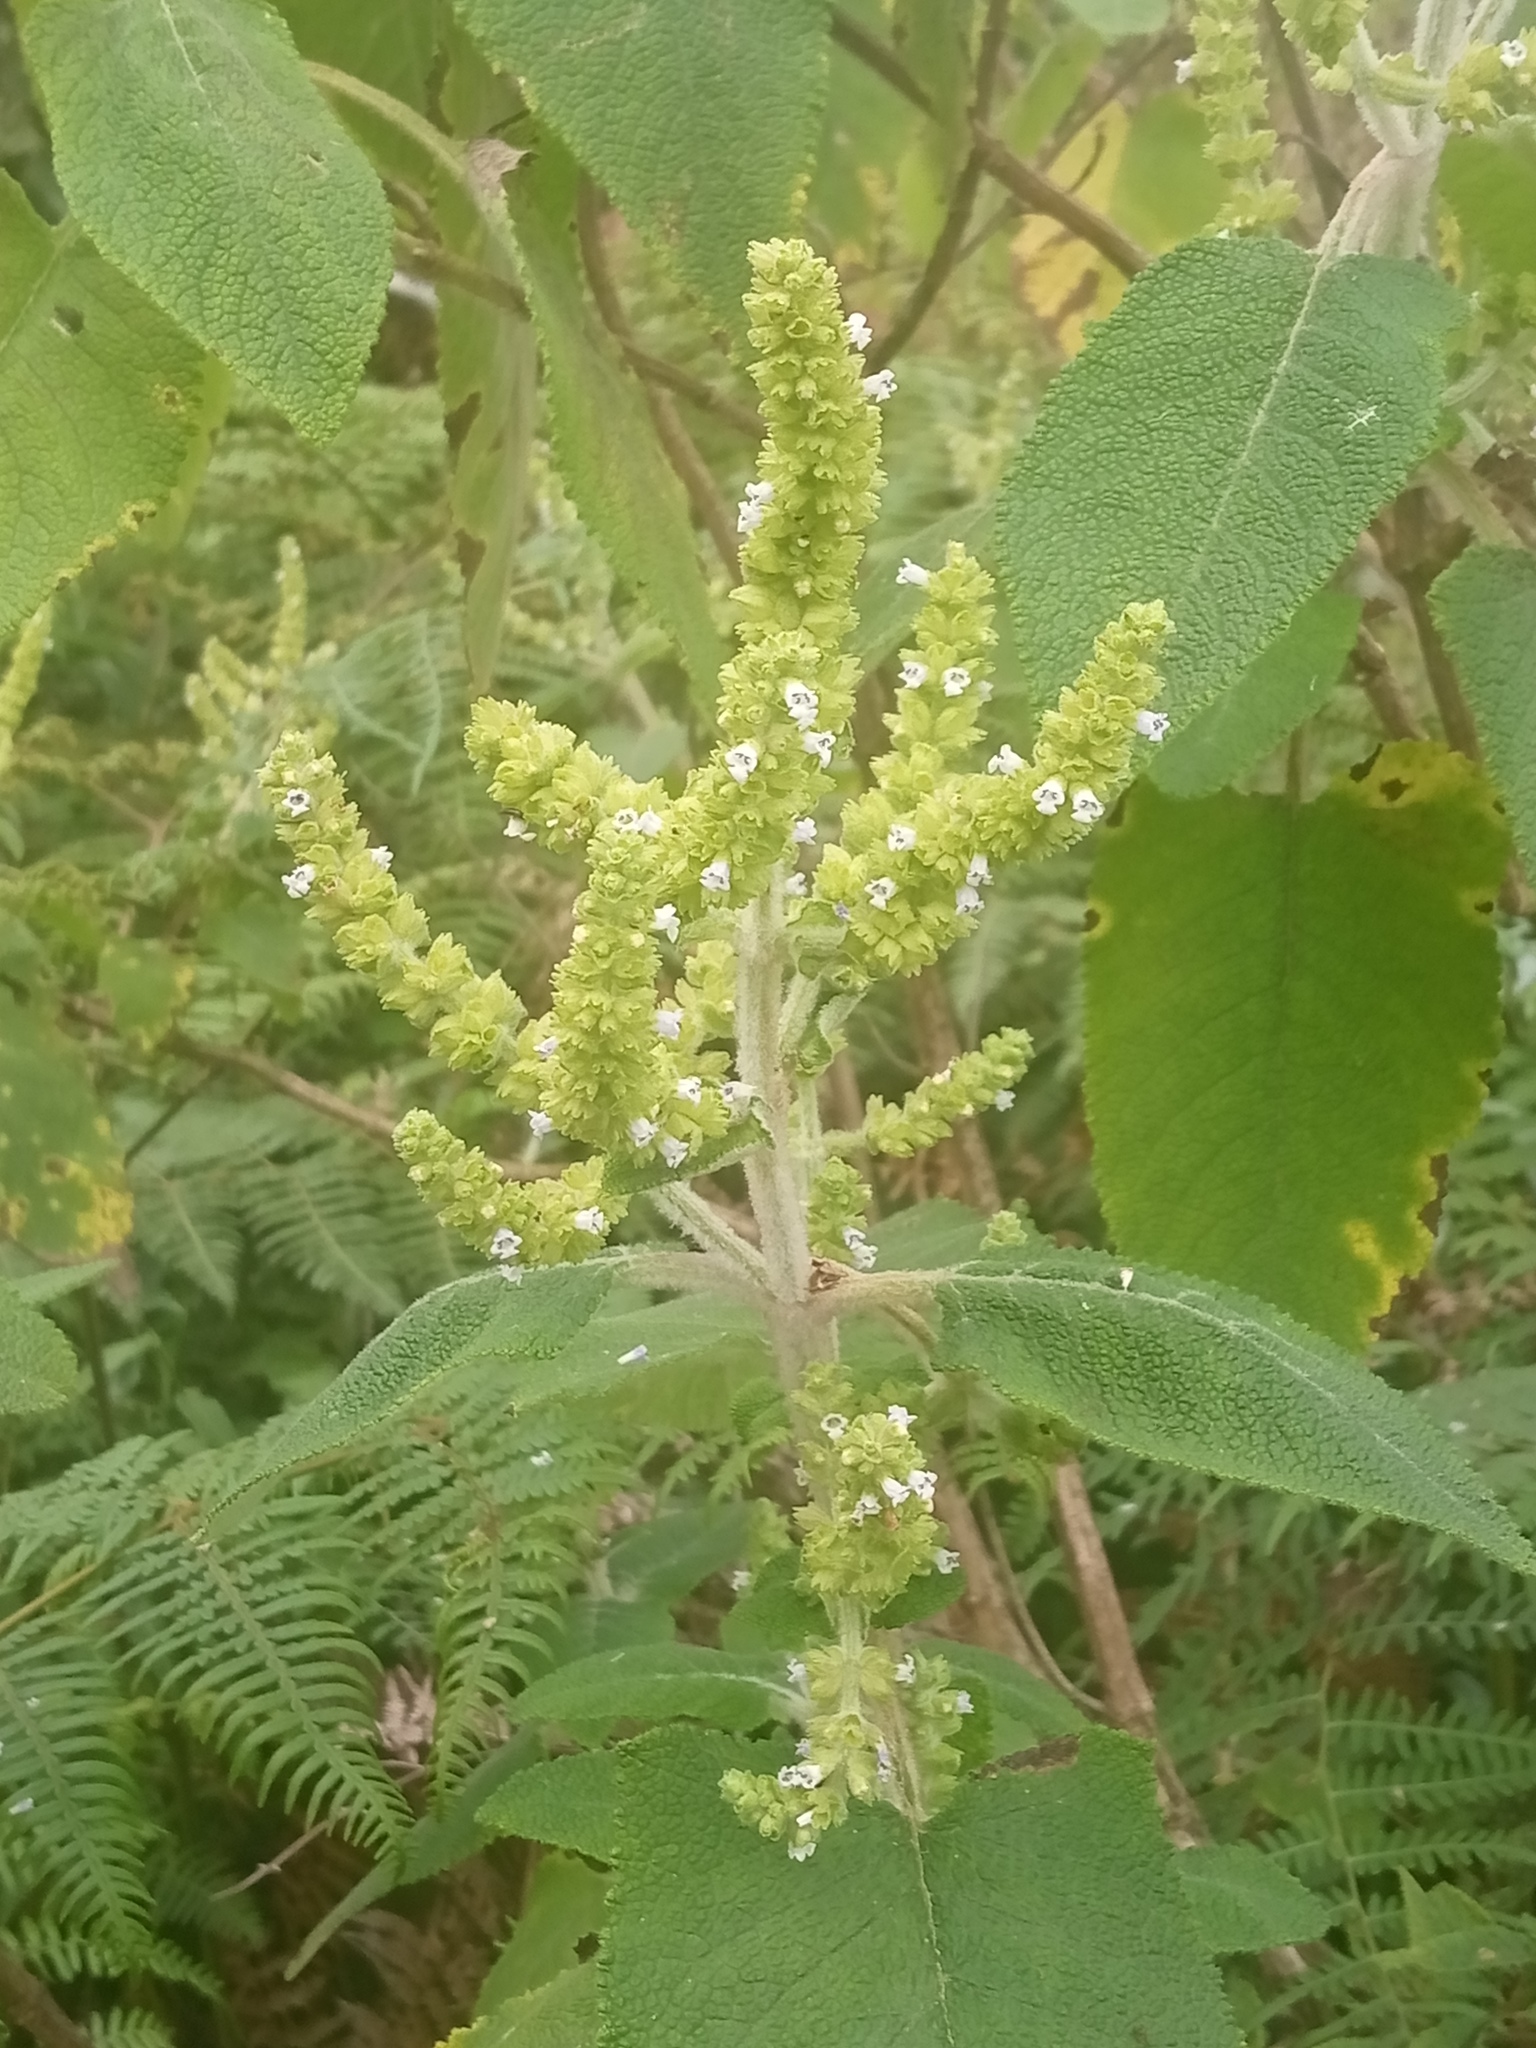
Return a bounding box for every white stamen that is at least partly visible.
[737,498,765,535]
[851,1492,882,1523]
[907,1468,937,1504]
[612,807,640,832]
[787,1657,808,1684]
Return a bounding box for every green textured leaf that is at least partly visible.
[520,1290,768,1408]
[277,0,436,109]
[502,142,726,697]
[996,238,1459,725]
[1177,1843,1335,1954]
[936,1249,1535,1573]
[1431,545,1536,873]
[0,174,206,639]
[0,988,132,1258]
[467,1963,598,2048]
[1439,131,1536,282]
[24,0,392,438]
[452,0,829,334]
[0,1281,80,1415]
[509,1644,792,1736]
[603,1724,1238,2046]
[940,1644,1089,1752]
[1085,744,1506,1343]
[475,1855,607,2013]
[479,1747,619,1861]
[207,1266,611,1523]
[1150,587,1362,797]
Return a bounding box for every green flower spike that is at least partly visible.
[1186,0,1299,230]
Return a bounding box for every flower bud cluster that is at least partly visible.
[807,1157,875,1270]
[794,1392,947,1606]
[857,1027,1032,1158]
[393,1109,625,1267]
[1275,0,1367,72]
[1185,0,1299,230]
[1437,37,1536,124]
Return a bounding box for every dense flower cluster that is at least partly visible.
[1185,0,1300,230]
[857,1027,1033,1158]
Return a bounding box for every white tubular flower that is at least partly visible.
[1175,53,1195,80]
[955,884,982,915]
[281,787,311,817]
[737,498,766,535]
[791,814,817,844]
[887,1405,914,1431]
[967,854,991,887]
[907,1468,938,1504]
[636,809,664,836]
[851,1493,882,1524]
[1119,1267,1135,1290]
[629,1116,659,1148]
[865,876,896,910]
[803,729,835,766]
[700,857,732,892]
[655,1006,683,1040]
[846,311,873,349]
[900,660,928,688]
[887,822,917,852]
[612,807,640,832]
[896,558,930,587]
[1032,776,1066,816]
[788,1840,817,1862]
[282,863,316,898]
[843,1225,877,1270]
[745,478,774,505]
[778,1761,825,1789]
[988,743,1023,777]
[934,1548,961,1575]
[653,903,681,943]
[503,813,533,839]
[676,1075,704,1104]
[659,1135,690,1169]
[369,845,394,870]
[489,1228,522,1261]
[787,1657,808,1684]
[993,1088,1015,1110]
[573,1207,607,1236]
[721,1080,754,1115]
[1071,788,1105,824]
[725,741,759,784]
[942,665,971,696]
[783,680,819,727]
[618,1343,649,1365]
[820,1412,849,1440]
[528,1110,555,1137]
[894,1654,917,1685]
[535,1034,559,1058]
[863,368,898,402]
[729,1567,752,1591]
[954,1690,975,1715]
[784,872,807,896]
[1499,35,1527,64]
[1136,708,1170,742]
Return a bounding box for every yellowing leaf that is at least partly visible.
[0,989,131,1259]
[1014,104,1129,356]
[1084,744,1507,1345]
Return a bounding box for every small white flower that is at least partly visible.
[954,1690,974,1715]
[988,744,1024,777]
[618,1344,649,1365]
[1136,708,1170,742]
[282,863,316,899]
[660,1135,690,1169]
[821,1412,849,1440]
[846,311,872,350]
[788,1839,817,1862]
[934,1548,961,1575]
[369,845,394,870]
[863,368,898,402]
[653,903,681,943]
[795,1811,815,1831]
[504,814,533,839]
[967,854,991,887]
[655,1006,683,1040]
[676,1075,703,1104]
[725,741,759,784]
[894,1654,917,1686]
[530,1449,554,1469]
[887,822,917,853]
[1119,1266,1135,1291]
[746,479,774,505]
[636,809,664,836]
[881,1476,911,1506]
[942,666,971,696]
[1032,776,1066,816]
[612,806,640,832]
[535,1034,559,1058]
[955,884,982,914]
[8,1796,33,1815]
[844,1227,877,1271]
[993,1088,1015,1111]
[887,1405,914,1432]
[737,497,765,534]
[896,558,930,587]
[787,1657,808,1684]
[528,1110,555,1137]
[701,858,732,892]
[777,1761,825,1789]
[900,660,928,689]
[791,815,817,844]
[783,681,819,727]
[281,787,311,817]
[907,1468,937,1504]
[729,1567,752,1591]
[629,1116,659,1147]
[1175,53,1196,81]
[573,1207,606,1236]
[1499,35,1527,65]
[721,1080,754,1116]
[784,872,807,897]
[865,876,896,910]
[1071,787,1105,824]
[803,729,836,766]
[851,1492,882,1524]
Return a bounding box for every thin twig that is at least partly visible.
[972,1485,1103,1714]
[576,181,742,579]
[0,1561,103,1643]
[906,969,1001,1215]
[1351,627,1425,739]
[1404,579,1482,759]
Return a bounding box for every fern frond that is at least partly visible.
[86,2008,179,2048]
[429,1525,562,1802]
[0,1436,185,1595]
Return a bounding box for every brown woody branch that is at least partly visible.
[0,1945,93,2048]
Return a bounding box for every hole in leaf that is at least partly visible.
[1378,777,1408,802]
[1083,907,1101,933]
[50,304,83,337]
